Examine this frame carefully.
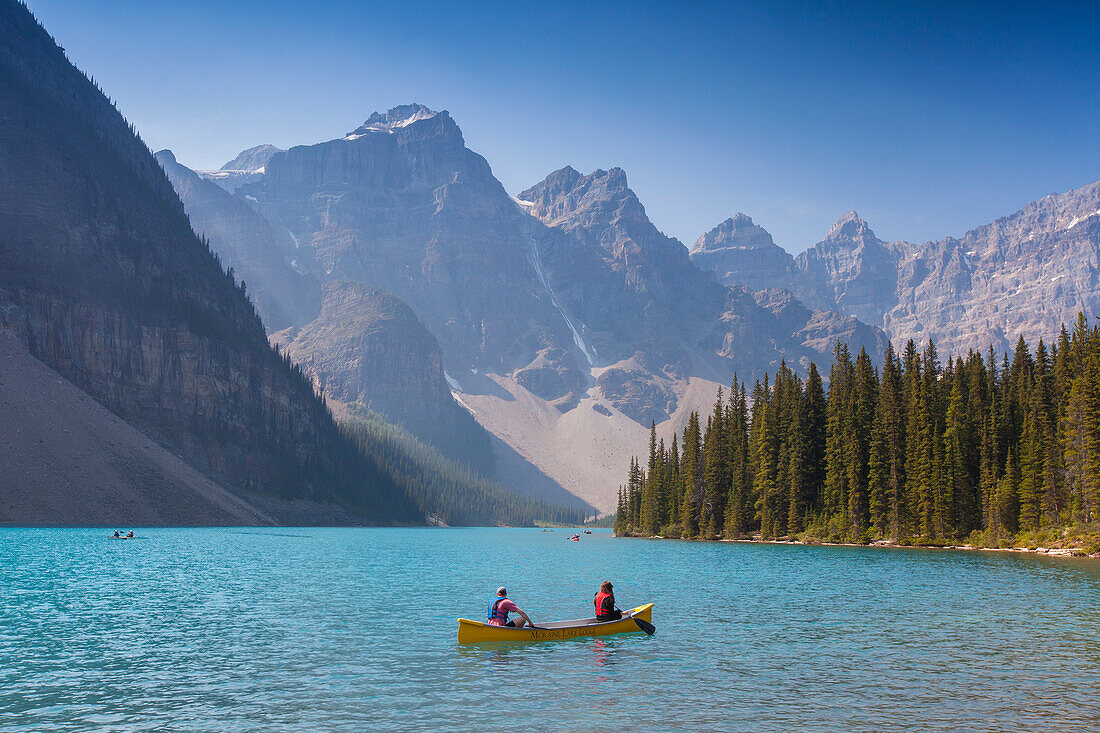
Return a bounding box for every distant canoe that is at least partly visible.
[457,603,654,643]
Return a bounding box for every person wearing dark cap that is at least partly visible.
[486,587,534,628]
[594,581,622,621]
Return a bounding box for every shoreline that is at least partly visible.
[626,534,1100,559]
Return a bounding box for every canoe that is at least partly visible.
[457,603,653,643]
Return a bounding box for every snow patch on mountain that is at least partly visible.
[513,196,536,214]
[346,104,439,138]
[444,371,463,391]
[1066,210,1100,230]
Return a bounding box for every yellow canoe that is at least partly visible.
[457,603,654,643]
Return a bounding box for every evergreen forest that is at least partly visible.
[615,316,1100,549]
[342,407,589,527]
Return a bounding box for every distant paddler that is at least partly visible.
[487,587,535,628]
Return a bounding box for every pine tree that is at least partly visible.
[869,342,905,537]
[994,450,1019,536]
[725,382,752,537]
[680,411,702,537]
[803,363,828,509]
[1018,385,1044,532]
[620,312,1100,545]
[703,387,729,537]
[942,372,969,538]
[787,377,810,535]
[641,425,660,535]
[668,435,681,529]
[754,376,780,538]
[825,342,854,525]
[917,339,942,538]
[846,347,877,537]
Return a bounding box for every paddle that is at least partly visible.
[620,607,655,635]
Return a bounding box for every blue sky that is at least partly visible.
[27,0,1100,252]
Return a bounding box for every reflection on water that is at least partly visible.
[1,527,1098,732]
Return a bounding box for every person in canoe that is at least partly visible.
[594,581,622,622]
[487,587,534,628]
[113,530,120,538]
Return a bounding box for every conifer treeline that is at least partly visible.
[342,409,588,527]
[615,316,1100,542]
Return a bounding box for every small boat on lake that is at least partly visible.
[457,603,654,643]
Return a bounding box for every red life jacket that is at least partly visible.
[594,591,613,617]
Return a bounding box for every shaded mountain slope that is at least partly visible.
[0,0,418,523]
[0,328,275,525]
[271,281,495,474]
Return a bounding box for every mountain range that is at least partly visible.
[164,105,1100,513]
[690,189,1100,357]
[160,105,888,512]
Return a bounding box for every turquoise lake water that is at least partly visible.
[2,527,1099,732]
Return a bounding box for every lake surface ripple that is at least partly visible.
[2,528,1098,731]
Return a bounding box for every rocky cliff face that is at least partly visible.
[271,281,494,473]
[519,167,886,411]
[520,166,723,376]
[881,182,1100,354]
[692,186,1100,356]
[0,1,419,523]
[239,105,579,378]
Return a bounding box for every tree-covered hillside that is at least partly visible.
[342,407,588,527]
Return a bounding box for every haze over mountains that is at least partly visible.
[160,104,890,511]
[6,0,1096,521]
[690,186,1100,357]
[2,2,578,527]
[162,102,1100,512]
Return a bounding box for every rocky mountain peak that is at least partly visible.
[346,103,444,137]
[520,166,682,284]
[825,211,876,243]
[692,213,777,253]
[599,166,629,189]
[155,148,199,183]
[517,165,581,203]
[221,144,282,172]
